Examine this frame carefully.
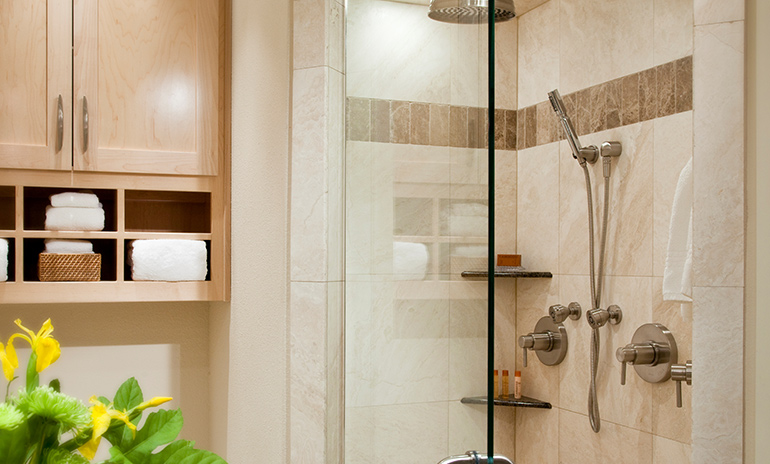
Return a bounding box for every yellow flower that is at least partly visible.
[78,396,137,460]
[0,319,61,381]
[137,396,173,411]
[0,342,19,381]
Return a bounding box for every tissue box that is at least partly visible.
[38,253,101,282]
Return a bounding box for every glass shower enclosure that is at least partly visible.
[344,1,511,461]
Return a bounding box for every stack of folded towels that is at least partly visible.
[43,238,94,254]
[0,238,7,282]
[129,239,208,281]
[444,202,488,237]
[45,192,105,231]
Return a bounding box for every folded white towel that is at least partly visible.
[449,202,488,217]
[663,158,693,304]
[393,241,428,280]
[50,192,101,208]
[0,239,7,282]
[130,240,208,281]
[452,245,488,257]
[44,239,94,254]
[45,206,105,231]
[448,215,488,237]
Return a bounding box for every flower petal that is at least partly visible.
[0,351,14,381]
[34,337,61,372]
[13,320,36,341]
[137,397,173,410]
[37,319,54,340]
[78,437,101,461]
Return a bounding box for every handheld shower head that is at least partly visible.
[547,89,567,118]
[547,89,598,165]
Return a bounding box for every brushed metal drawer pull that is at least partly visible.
[82,96,89,153]
[55,95,63,153]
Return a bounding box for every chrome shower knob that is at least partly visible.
[586,305,622,329]
[549,302,582,323]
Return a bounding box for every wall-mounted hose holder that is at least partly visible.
[518,316,568,367]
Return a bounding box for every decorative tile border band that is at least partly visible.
[346,55,692,151]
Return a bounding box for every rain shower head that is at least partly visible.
[428,0,516,24]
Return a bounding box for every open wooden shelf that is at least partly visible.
[0,171,227,302]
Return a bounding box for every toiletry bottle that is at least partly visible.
[502,370,509,398]
[494,369,499,398]
[514,370,522,399]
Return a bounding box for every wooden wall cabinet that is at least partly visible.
[0,1,229,303]
[1,0,222,176]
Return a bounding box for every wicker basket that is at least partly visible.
[38,253,101,282]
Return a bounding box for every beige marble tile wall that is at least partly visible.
[511,0,712,463]
[290,0,346,463]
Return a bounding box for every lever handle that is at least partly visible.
[518,334,534,368]
[616,345,637,386]
[670,361,692,408]
[620,361,627,385]
[55,95,63,153]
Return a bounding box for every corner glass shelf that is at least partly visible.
[461,395,552,409]
[460,266,553,278]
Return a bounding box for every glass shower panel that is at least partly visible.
[345,1,490,462]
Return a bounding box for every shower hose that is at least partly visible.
[580,158,611,433]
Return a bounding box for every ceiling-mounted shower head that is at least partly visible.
[428,0,516,24]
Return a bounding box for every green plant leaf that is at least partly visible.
[121,409,183,462]
[103,378,145,450]
[112,378,143,411]
[48,379,61,393]
[26,351,39,392]
[147,440,227,464]
[0,422,29,464]
[106,446,136,464]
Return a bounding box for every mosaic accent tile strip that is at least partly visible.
[346,55,692,151]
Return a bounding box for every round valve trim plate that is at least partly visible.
[533,316,568,366]
[631,323,678,383]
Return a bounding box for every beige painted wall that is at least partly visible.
[217,0,292,461]
[0,303,212,451]
[745,0,770,462]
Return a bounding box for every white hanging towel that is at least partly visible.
[0,238,7,282]
[663,158,693,303]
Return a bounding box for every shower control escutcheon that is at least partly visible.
[518,316,568,368]
[670,361,693,408]
[616,323,677,385]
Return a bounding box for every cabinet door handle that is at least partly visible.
[82,96,89,153]
[56,95,63,153]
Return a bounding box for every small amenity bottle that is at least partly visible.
[513,370,522,399]
[502,370,509,398]
[494,370,499,398]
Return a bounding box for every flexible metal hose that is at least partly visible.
[581,159,612,433]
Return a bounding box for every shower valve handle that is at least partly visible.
[518,332,553,368]
[670,361,692,408]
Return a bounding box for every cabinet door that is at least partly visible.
[0,0,72,170]
[74,0,222,176]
